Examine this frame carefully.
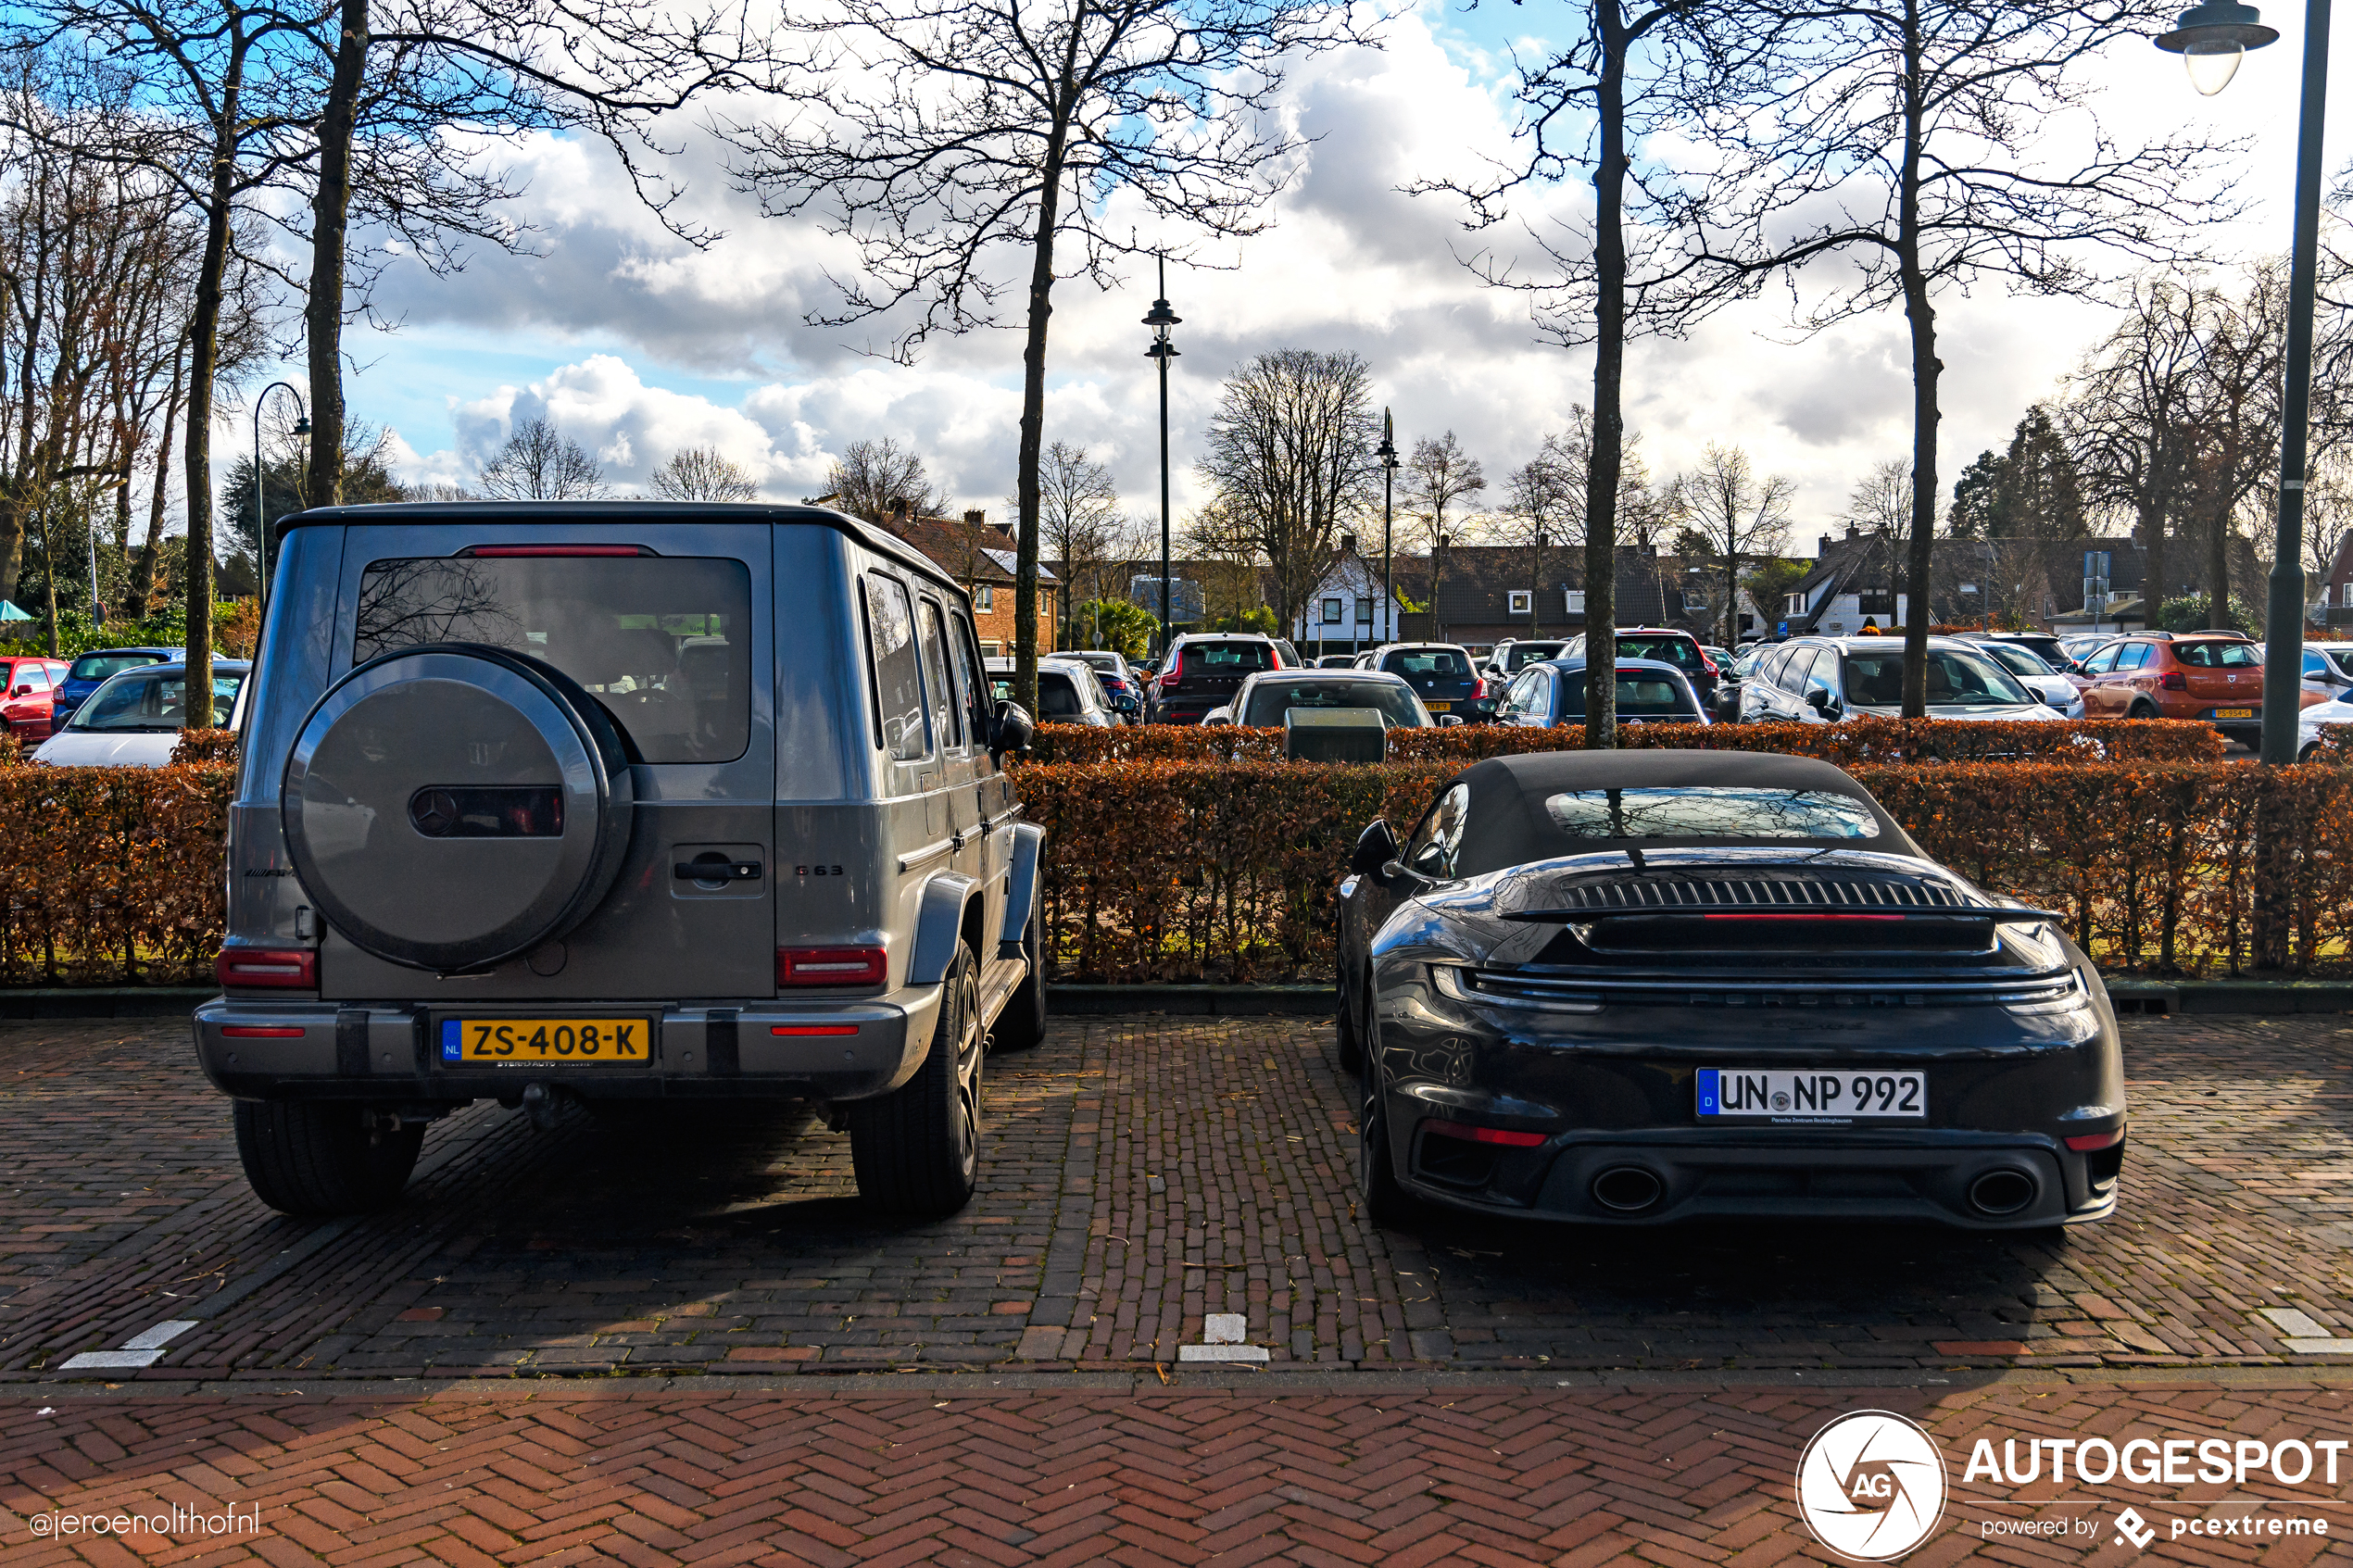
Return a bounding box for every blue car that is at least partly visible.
[51,646,182,729]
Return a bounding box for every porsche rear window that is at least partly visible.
[354,557,751,764]
[1542,787,1881,840]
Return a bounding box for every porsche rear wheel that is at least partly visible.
[1334,969,1364,1076]
[1357,1052,1417,1229]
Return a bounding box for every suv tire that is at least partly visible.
[234,1101,422,1215]
[849,940,984,1215]
[990,905,1047,1053]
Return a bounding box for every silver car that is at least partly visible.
[200,501,1045,1218]
[1738,637,2062,725]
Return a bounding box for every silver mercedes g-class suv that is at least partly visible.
[199,502,1043,1218]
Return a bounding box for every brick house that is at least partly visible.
[876,508,1060,657]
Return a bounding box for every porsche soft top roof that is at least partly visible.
[1446,749,1917,872]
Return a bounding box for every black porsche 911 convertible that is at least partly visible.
[1335,751,2125,1231]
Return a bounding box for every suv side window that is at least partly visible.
[863,573,930,761]
[949,608,991,746]
[917,599,963,751]
[1404,782,1473,880]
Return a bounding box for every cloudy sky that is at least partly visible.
[295,0,2353,556]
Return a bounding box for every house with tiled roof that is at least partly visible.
[870,505,1060,657]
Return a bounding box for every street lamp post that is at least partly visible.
[2156,0,2317,765]
[1376,410,1399,647]
[253,382,311,617]
[1144,259,1180,660]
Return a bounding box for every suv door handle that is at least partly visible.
[674,859,762,882]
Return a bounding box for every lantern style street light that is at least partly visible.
[254,382,310,616]
[1143,258,1180,659]
[1376,410,1399,648]
[2157,0,2321,764]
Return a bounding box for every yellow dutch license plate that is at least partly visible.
[440,1017,652,1066]
[2215,708,2255,719]
[1426,701,1451,711]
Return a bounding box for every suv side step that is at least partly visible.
[977,953,1029,1028]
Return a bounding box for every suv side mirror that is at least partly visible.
[1806,687,1839,716]
[989,699,1035,761]
[1351,819,1399,879]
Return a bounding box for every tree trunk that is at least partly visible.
[2139,497,2166,633]
[126,337,182,623]
[2208,495,2231,631]
[1896,0,1938,717]
[1583,0,1627,748]
[184,95,245,708]
[304,0,369,515]
[39,509,58,655]
[1012,27,1085,718]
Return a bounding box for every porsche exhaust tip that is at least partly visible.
[1592,1165,1664,1212]
[1969,1169,2036,1216]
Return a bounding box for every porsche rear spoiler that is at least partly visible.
[1501,906,2064,925]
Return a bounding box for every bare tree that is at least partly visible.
[1680,0,2240,713]
[650,445,760,501]
[1497,441,1583,636]
[1675,443,1793,648]
[300,0,763,513]
[824,436,949,525]
[1017,442,1124,646]
[2062,277,2208,617]
[1401,433,1487,644]
[724,0,1364,711]
[1843,458,1913,539]
[478,417,607,500]
[1197,349,1380,639]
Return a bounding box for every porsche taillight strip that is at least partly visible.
[1442,964,2082,1010]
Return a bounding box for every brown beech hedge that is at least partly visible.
[1020,758,2353,983]
[6,726,2352,987]
[1026,716,2226,765]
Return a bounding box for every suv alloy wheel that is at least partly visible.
[849,941,985,1214]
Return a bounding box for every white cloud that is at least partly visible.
[339,0,2347,544]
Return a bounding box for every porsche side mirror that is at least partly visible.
[1351,819,1400,879]
[988,699,1035,761]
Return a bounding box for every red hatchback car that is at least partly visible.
[0,655,68,740]
[2074,633,2328,746]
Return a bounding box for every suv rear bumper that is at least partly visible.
[193,986,944,1105]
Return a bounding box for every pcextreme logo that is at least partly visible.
[1795,1411,1949,1562]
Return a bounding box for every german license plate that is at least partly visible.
[1697,1068,1924,1121]
[1426,701,1451,711]
[2214,708,2254,719]
[440,1018,652,1066]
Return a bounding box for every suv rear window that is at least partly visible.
[355,556,752,764]
[69,653,166,682]
[1614,635,1701,669]
[1183,642,1275,675]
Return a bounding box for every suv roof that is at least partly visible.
[282,499,963,604]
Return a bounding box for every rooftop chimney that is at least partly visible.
[890,497,910,523]
[1819,533,1835,557]
[964,509,986,527]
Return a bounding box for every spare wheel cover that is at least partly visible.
[283,643,635,972]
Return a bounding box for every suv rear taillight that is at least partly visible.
[1700,650,1720,675]
[1159,663,1184,688]
[2161,671,2186,690]
[217,948,318,990]
[778,947,887,986]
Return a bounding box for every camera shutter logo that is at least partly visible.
[1795,1410,1948,1562]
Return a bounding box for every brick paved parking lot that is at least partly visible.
[11,1010,2353,1562]
[9,1380,2353,1564]
[6,1011,2353,1380]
